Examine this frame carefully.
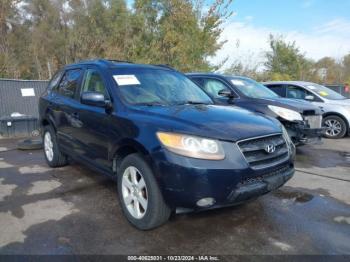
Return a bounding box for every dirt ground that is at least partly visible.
[0,138,349,255]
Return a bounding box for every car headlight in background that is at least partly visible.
[268,105,303,121]
[157,132,225,160]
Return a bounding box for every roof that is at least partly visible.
[65,59,174,71]
[262,81,315,86]
[186,72,253,81]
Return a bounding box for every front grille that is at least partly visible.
[304,115,322,129]
[237,134,289,170]
[239,165,291,186]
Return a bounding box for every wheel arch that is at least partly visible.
[110,139,152,175]
[323,112,349,131]
[40,115,57,133]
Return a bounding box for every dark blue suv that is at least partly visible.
[39,60,295,230]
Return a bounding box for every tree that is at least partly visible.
[0,0,234,79]
[0,0,21,78]
[314,57,342,84]
[130,0,233,72]
[264,35,312,81]
[342,54,350,84]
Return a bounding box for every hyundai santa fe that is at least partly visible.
[187,74,324,145]
[39,60,295,230]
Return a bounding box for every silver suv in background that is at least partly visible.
[263,81,350,139]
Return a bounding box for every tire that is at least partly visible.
[117,153,171,230]
[323,115,347,139]
[43,125,68,167]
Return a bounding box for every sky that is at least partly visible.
[212,0,350,69]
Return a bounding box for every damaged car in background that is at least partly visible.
[264,81,350,139]
[187,74,324,146]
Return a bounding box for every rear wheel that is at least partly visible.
[117,153,171,230]
[43,125,68,167]
[323,115,347,139]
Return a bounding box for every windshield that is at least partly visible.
[304,83,346,100]
[227,77,279,99]
[112,68,213,106]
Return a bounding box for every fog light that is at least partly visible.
[196,197,215,207]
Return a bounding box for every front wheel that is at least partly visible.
[117,153,171,230]
[323,115,347,139]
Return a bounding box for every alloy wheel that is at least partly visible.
[324,119,342,137]
[44,132,54,161]
[121,166,148,219]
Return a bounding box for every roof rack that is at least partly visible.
[107,59,133,64]
[154,64,176,71]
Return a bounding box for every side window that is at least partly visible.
[81,69,108,97]
[286,85,307,99]
[268,85,286,97]
[202,78,230,98]
[190,77,203,87]
[48,71,63,90]
[58,69,82,98]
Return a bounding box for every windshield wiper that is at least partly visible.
[176,101,210,105]
[134,102,167,106]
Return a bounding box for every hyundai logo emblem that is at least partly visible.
[265,144,276,154]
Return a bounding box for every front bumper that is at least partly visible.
[284,121,324,145]
[151,141,294,210]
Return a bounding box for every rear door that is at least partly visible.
[53,68,84,154]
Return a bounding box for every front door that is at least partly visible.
[76,68,112,171]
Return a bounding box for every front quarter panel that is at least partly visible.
[317,102,350,126]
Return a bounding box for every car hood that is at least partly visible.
[130,104,281,142]
[324,99,350,106]
[255,97,321,113]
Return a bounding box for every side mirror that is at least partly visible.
[81,92,108,107]
[218,89,235,98]
[305,95,315,101]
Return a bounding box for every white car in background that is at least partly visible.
[263,81,350,139]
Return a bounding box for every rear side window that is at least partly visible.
[268,85,286,97]
[48,71,63,90]
[58,69,82,98]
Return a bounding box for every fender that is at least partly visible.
[109,138,151,162]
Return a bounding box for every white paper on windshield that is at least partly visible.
[307,85,316,90]
[113,75,140,86]
[21,88,35,97]
[231,80,245,86]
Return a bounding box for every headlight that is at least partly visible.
[268,105,303,121]
[156,132,225,160]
